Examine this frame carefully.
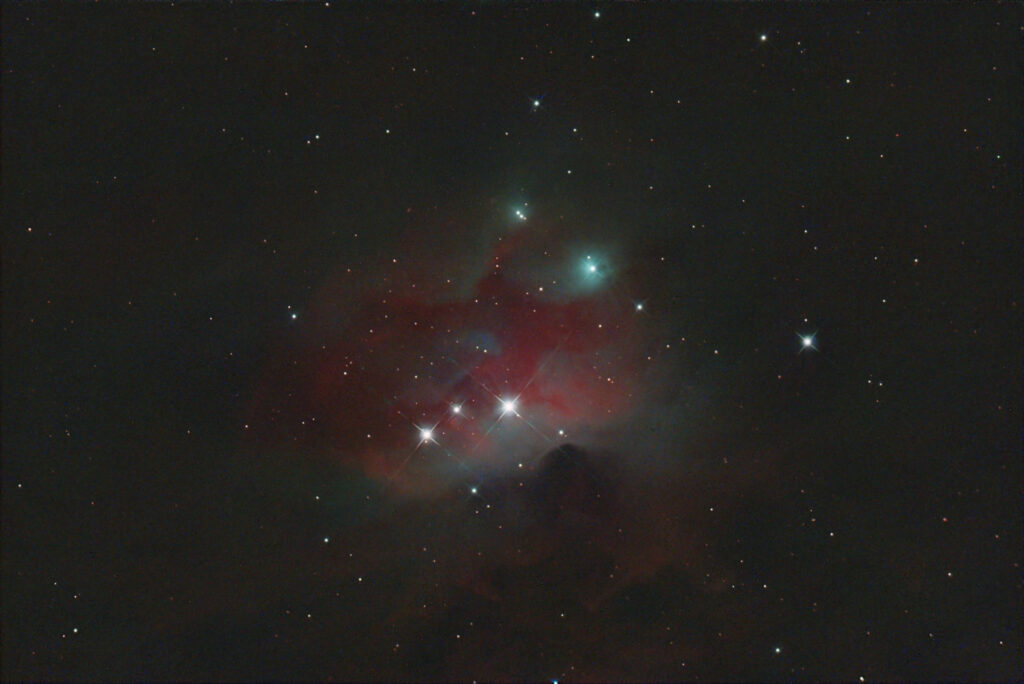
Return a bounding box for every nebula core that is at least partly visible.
[252,222,656,495]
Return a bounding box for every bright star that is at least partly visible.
[420,428,433,442]
[532,99,541,108]
[451,404,461,414]
[576,253,612,291]
[470,486,478,495]
[760,34,768,42]
[290,312,298,319]
[501,399,517,414]
[635,302,644,311]
[774,646,782,654]
[593,10,600,18]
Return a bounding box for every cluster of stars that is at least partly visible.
[279,190,831,493]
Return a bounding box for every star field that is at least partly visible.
[2,3,1020,681]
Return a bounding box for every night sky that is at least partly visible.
[3,4,1021,681]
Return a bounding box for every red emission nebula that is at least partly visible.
[251,225,649,495]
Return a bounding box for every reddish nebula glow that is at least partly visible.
[250,231,647,494]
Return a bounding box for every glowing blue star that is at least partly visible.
[572,252,615,292]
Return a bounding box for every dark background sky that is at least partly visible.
[3,3,1021,681]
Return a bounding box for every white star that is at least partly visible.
[797,330,818,351]
[501,399,517,414]
[420,428,433,442]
